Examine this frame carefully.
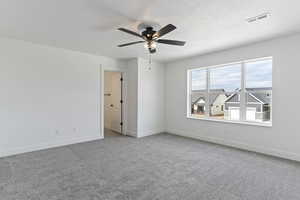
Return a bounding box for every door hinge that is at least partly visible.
[120,100,123,104]
[120,122,123,126]
[120,77,123,81]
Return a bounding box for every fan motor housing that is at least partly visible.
[142,27,156,40]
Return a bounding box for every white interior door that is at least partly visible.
[104,74,112,129]
[110,72,122,133]
[104,71,122,133]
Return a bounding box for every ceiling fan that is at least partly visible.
[117,24,186,54]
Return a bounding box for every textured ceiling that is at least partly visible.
[0,0,300,62]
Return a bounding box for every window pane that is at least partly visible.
[246,90,272,122]
[210,64,241,92]
[245,59,272,89]
[209,92,232,120]
[191,92,206,118]
[191,69,206,91]
[245,59,272,123]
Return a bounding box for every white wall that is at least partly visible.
[165,33,300,161]
[125,58,139,137]
[0,37,123,157]
[124,58,165,138]
[137,58,165,137]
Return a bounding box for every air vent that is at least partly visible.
[247,12,270,23]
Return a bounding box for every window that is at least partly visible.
[187,57,272,125]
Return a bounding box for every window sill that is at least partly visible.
[187,116,272,127]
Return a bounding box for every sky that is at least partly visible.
[245,59,272,88]
[192,59,272,91]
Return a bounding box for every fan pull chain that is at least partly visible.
[148,53,152,70]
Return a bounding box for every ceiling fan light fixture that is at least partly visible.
[117,24,186,54]
[149,41,157,49]
[144,41,157,49]
[144,42,148,49]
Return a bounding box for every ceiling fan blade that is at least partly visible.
[118,41,144,47]
[118,28,144,39]
[155,24,176,38]
[157,39,186,46]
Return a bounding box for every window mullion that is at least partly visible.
[240,62,246,121]
[205,69,210,118]
[187,70,192,117]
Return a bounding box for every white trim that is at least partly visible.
[188,56,272,71]
[166,129,300,162]
[241,62,246,120]
[101,68,127,138]
[100,65,104,138]
[186,70,191,118]
[136,129,165,138]
[247,102,262,104]
[226,102,264,105]
[126,130,138,137]
[224,93,236,102]
[0,135,103,158]
[187,116,272,127]
[205,69,210,117]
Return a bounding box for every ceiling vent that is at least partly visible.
[246,12,270,23]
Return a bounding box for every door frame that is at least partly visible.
[100,66,127,138]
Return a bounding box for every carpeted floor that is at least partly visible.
[1,131,300,200]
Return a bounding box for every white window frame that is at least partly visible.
[187,56,272,127]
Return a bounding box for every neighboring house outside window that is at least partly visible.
[187,57,272,126]
[224,87,272,122]
[191,89,227,118]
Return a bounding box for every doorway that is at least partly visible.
[104,71,123,136]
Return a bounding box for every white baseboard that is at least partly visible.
[110,128,121,134]
[125,129,164,138]
[126,130,137,137]
[0,135,103,158]
[166,129,300,162]
[136,128,165,138]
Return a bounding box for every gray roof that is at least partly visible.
[245,87,272,91]
[192,89,225,93]
[248,93,271,104]
[191,89,228,105]
[191,93,205,106]
[192,87,272,105]
[225,87,272,104]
